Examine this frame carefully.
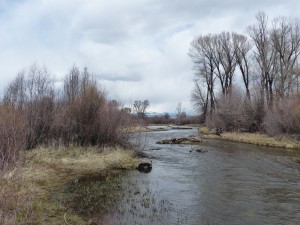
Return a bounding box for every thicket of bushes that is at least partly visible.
[205,87,300,136]
[0,106,26,171]
[264,98,300,136]
[206,88,264,133]
[0,64,132,172]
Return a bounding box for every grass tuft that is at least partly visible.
[199,127,210,135]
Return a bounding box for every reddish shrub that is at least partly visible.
[0,105,26,171]
[264,98,300,136]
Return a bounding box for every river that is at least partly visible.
[58,127,300,225]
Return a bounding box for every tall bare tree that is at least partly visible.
[213,32,237,98]
[189,34,217,118]
[248,11,277,107]
[271,16,300,97]
[232,33,252,99]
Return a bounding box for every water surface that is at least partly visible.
[59,128,300,225]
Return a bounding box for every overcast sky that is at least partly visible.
[0,0,299,114]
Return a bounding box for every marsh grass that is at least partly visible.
[58,172,175,225]
[0,146,139,224]
[200,128,300,150]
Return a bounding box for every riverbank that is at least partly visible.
[0,146,139,224]
[199,127,300,150]
[128,125,169,132]
[130,124,200,133]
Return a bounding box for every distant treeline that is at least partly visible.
[0,64,132,171]
[190,12,300,135]
[145,113,200,125]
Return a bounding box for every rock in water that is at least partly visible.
[156,137,203,144]
[137,159,152,173]
[195,149,208,153]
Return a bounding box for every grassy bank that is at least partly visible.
[199,127,300,150]
[0,146,139,225]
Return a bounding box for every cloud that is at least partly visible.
[96,73,142,82]
[1,0,300,113]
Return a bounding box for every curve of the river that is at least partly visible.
[60,127,300,225]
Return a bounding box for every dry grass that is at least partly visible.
[199,126,210,135]
[127,125,169,133]
[200,128,300,150]
[127,125,151,132]
[27,146,138,174]
[0,146,139,225]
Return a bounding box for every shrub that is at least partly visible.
[264,98,300,136]
[207,87,264,133]
[2,64,135,152]
[3,65,54,149]
[60,66,132,147]
[0,105,26,171]
[209,88,244,131]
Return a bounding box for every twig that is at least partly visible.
[64,213,69,225]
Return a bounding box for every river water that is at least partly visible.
[59,127,300,225]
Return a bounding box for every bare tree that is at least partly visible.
[189,34,217,117]
[133,100,150,118]
[248,11,277,107]
[232,32,252,99]
[213,32,237,98]
[271,16,300,97]
[176,102,182,117]
[176,102,187,125]
[189,11,300,134]
[191,80,207,117]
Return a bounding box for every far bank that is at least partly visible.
[199,127,300,150]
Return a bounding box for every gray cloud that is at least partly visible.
[0,0,300,113]
[96,73,142,82]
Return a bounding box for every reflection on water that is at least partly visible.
[56,127,300,225]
